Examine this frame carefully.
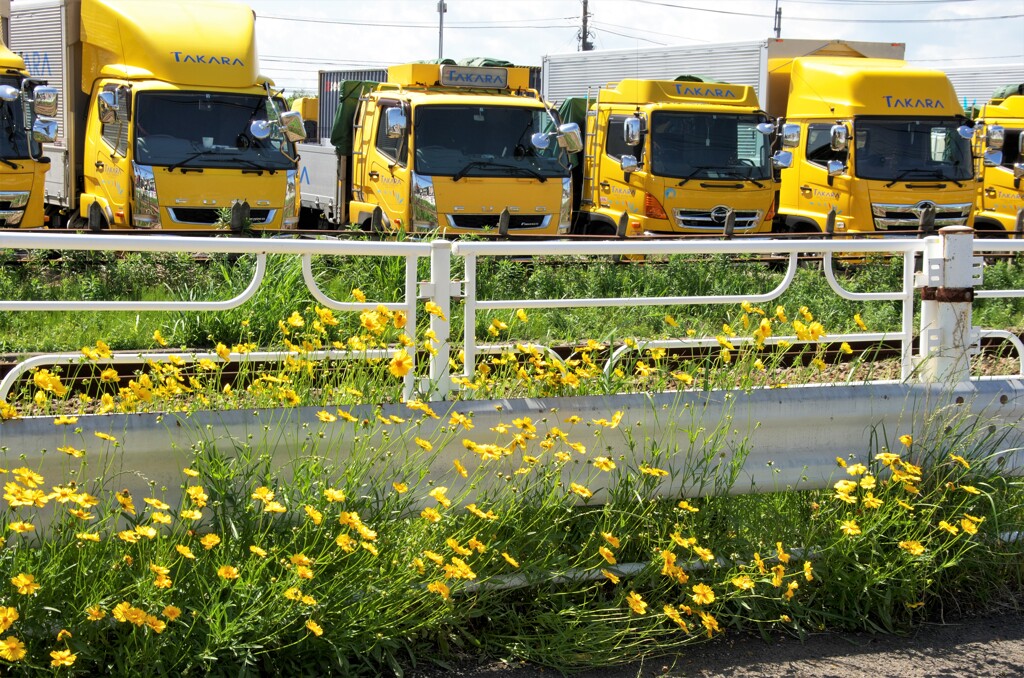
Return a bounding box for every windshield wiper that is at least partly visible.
[452,160,546,182]
[217,156,277,173]
[676,166,715,187]
[168,149,217,172]
[714,168,765,188]
[884,168,949,188]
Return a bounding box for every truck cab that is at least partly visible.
[972,85,1024,236]
[775,57,976,235]
[0,36,57,228]
[10,0,303,231]
[564,79,783,236]
[345,63,579,236]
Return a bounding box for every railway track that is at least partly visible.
[1,334,1019,400]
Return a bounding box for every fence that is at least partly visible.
[0,228,1022,507]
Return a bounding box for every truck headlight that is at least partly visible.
[558,177,572,234]
[131,163,160,229]
[282,169,298,228]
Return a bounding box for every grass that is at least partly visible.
[0,241,1021,674]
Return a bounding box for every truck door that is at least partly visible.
[361,99,410,232]
[83,82,132,228]
[790,122,852,230]
[982,127,1023,230]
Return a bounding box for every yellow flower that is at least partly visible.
[249,545,268,558]
[854,313,868,330]
[625,591,648,615]
[960,485,982,495]
[640,464,669,477]
[179,509,203,521]
[601,532,620,548]
[176,544,196,559]
[217,565,239,580]
[304,505,323,525]
[316,410,336,423]
[839,519,861,536]
[0,607,17,634]
[53,415,78,425]
[569,483,592,499]
[598,546,616,565]
[305,619,323,636]
[677,500,699,513]
[601,569,619,584]
[392,482,409,494]
[200,534,221,550]
[8,521,33,534]
[0,636,26,662]
[593,456,616,472]
[57,445,84,458]
[428,486,452,508]
[86,606,106,621]
[691,583,715,605]
[501,552,520,568]
[163,605,182,621]
[421,507,441,523]
[731,575,755,590]
[415,437,433,452]
[938,520,959,535]
[427,581,450,600]
[389,348,413,378]
[803,560,814,581]
[286,311,305,328]
[424,301,446,320]
[840,341,853,355]
[11,573,40,595]
[899,434,913,447]
[899,540,926,556]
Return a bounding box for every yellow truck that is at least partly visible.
[1,10,57,228]
[9,0,304,231]
[774,55,977,235]
[315,61,580,235]
[543,39,978,236]
[971,84,1023,235]
[558,78,786,236]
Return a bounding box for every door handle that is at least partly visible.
[95,161,105,172]
[599,181,610,190]
[799,184,812,193]
[985,187,996,197]
[368,171,380,180]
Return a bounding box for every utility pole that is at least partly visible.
[438,1,447,61]
[579,0,594,51]
[774,0,782,38]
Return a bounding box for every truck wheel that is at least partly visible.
[974,219,1009,239]
[585,221,616,238]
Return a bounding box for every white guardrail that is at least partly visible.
[0,227,1022,508]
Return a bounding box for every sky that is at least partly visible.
[242,0,1024,95]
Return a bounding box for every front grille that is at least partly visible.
[168,208,272,225]
[871,202,971,231]
[673,208,762,231]
[447,214,551,230]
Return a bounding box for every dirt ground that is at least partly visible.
[416,608,1024,677]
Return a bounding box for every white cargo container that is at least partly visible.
[542,38,905,111]
[942,63,1024,109]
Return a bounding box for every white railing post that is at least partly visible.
[427,239,453,401]
[917,226,981,384]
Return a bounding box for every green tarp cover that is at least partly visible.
[412,58,517,67]
[992,83,1024,101]
[556,97,589,168]
[329,80,377,151]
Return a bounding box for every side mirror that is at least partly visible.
[385,107,406,140]
[250,119,271,140]
[530,131,551,150]
[1014,162,1024,179]
[772,150,793,169]
[32,86,59,118]
[830,124,849,152]
[279,110,306,143]
[623,117,642,147]
[32,117,58,144]
[956,125,974,140]
[986,125,1005,150]
[827,159,846,177]
[983,150,1003,167]
[620,154,638,175]
[0,85,19,102]
[756,122,775,135]
[781,123,800,148]
[556,122,583,153]
[97,90,118,124]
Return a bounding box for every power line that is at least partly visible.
[627,0,1022,22]
[256,13,577,28]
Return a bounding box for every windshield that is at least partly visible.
[0,75,32,160]
[649,111,771,181]
[133,91,294,170]
[854,117,972,181]
[413,104,568,179]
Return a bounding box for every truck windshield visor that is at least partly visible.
[0,76,33,160]
[413,104,568,178]
[854,117,973,181]
[134,92,294,170]
[649,112,771,181]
